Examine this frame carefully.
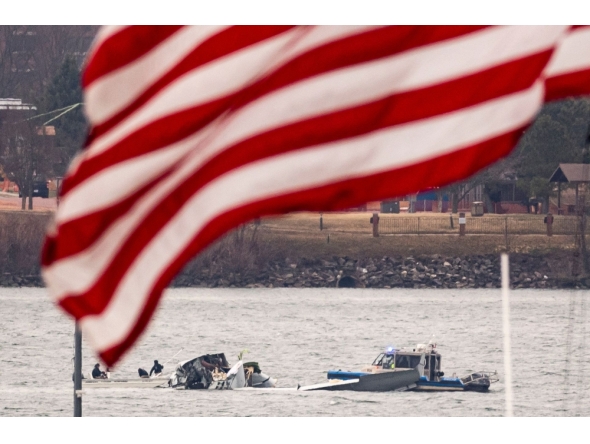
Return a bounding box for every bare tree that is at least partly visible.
[0,105,56,210]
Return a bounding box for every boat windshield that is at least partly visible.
[371,353,385,366]
[395,354,422,369]
[382,354,396,369]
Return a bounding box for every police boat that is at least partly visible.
[327,341,498,392]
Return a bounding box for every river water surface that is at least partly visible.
[1,288,589,416]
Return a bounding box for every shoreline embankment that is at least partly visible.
[1,252,587,290]
[1,211,589,289]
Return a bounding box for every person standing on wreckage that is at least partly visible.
[150,360,164,376]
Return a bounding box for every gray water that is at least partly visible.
[1,288,589,417]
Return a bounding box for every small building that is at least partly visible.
[0,98,37,114]
[549,163,590,214]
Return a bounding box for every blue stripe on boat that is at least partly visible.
[327,370,368,380]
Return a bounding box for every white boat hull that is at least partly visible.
[82,378,169,389]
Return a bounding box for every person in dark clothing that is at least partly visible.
[150,360,164,376]
[138,368,149,378]
[92,363,107,379]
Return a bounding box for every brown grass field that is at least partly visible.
[257,212,577,259]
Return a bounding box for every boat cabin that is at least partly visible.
[369,344,444,382]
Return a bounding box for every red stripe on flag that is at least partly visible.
[545,69,590,101]
[83,26,184,88]
[87,26,297,145]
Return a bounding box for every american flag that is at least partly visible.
[41,26,590,366]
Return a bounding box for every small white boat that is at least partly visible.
[81,376,169,389]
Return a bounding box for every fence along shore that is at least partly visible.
[375,214,581,236]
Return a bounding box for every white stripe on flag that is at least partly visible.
[85,26,228,126]
[545,26,590,77]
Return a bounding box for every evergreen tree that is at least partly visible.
[42,56,87,176]
[513,98,590,200]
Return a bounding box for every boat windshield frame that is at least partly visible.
[371,353,385,366]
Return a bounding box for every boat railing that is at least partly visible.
[460,370,499,385]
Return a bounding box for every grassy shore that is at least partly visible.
[0,210,580,281]
[257,212,577,258]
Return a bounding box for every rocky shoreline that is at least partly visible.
[172,254,590,289]
[2,253,589,290]
[172,253,587,290]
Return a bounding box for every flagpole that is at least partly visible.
[62,177,82,417]
[74,321,82,417]
[501,253,514,417]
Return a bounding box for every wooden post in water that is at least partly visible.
[74,322,82,417]
[501,253,514,417]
